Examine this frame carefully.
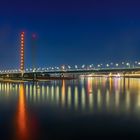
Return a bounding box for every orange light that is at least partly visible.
[20,32,25,71]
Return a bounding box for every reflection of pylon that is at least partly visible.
[31,34,37,70]
[20,32,25,75]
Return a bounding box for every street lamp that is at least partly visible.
[126,63,130,68]
[75,65,78,69]
[82,64,85,69]
[116,63,119,67]
[106,64,109,68]
[97,64,101,68]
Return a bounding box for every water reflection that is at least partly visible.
[74,86,78,110]
[67,86,72,108]
[1,77,140,121]
[14,84,39,140]
[61,80,66,107]
[14,84,30,140]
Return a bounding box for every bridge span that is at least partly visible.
[1,32,140,82]
[0,67,140,81]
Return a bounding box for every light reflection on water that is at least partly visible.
[15,84,29,140]
[1,77,140,138]
[1,78,140,115]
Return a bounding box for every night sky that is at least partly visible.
[0,0,140,69]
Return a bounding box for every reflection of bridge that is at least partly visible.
[0,32,140,81]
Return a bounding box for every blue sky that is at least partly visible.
[0,0,140,69]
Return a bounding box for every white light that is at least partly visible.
[75,65,78,69]
[68,65,71,69]
[82,65,85,68]
[106,64,109,67]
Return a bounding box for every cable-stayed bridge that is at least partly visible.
[0,32,140,82]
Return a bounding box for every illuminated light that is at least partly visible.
[47,86,51,101]
[20,32,25,73]
[89,93,93,111]
[126,63,130,68]
[109,73,112,77]
[109,78,112,91]
[67,86,72,108]
[61,65,65,70]
[116,73,121,78]
[87,77,93,94]
[51,86,54,103]
[75,65,78,69]
[106,89,110,109]
[16,84,28,139]
[74,86,78,110]
[97,89,101,109]
[115,90,119,109]
[81,87,86,110]
[42,86,45,102]
[106,64,109,67]
[56,86,60,105]
[82,64,85,69]
[61,80,65,107]
[126,90,130,110]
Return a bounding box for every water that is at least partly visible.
[1,77,140,139]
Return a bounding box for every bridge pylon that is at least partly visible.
[20,32,25,76]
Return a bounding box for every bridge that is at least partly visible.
[0,32,140,82]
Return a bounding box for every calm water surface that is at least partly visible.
[1,77,140,139]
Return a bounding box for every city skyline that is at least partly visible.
[0,0,140,69]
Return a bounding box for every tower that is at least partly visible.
[31,33,37,70]
[20,32,25,74]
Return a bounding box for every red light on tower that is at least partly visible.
[20,32,25,73]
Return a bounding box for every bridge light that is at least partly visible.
[61,65,65,70]
[75,65,78,69]
[82,65,85,69]
[20,32,25,73]
[106,64,109,67]
[68,65,71,69]
[126,63,130,68]
[116,63,119,67]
